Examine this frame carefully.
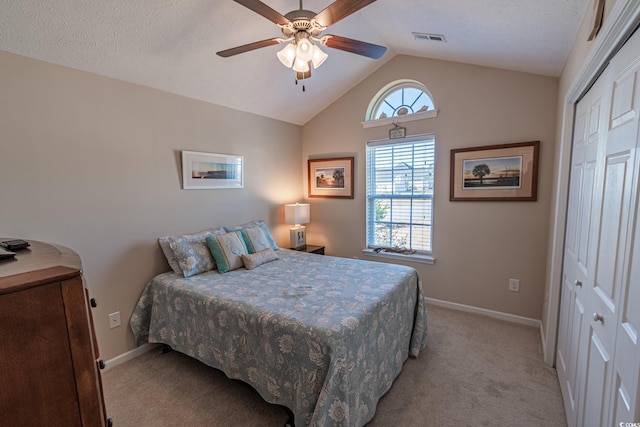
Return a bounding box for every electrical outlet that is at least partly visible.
[509,278,520,292]
[108,311,121,329]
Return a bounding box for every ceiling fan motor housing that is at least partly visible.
[281,9,325,38]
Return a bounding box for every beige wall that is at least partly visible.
[0,50,303,359]
[302,55,558,320]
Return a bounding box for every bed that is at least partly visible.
[131,231,427,426]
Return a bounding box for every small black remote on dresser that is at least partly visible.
[1,239,30,251]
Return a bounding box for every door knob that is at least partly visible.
[593,313,604,323]
[574,280,583,287]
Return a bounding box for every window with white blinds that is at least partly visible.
[366,134,435,254]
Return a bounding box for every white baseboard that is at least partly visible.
[426,297,541,328]
[540,324,547,359]
[102,343,160,371]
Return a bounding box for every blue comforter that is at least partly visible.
[131,249,427,426]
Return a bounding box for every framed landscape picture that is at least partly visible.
[181,150,244,190]
[308,157,354,199]
[450,141,539,201]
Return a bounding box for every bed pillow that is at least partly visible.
[242,248,279,270]
[159,228,226,275]
[158,237,183,274]
[206,231,249,273]
[224,220,279,251]
[240,226,272,254]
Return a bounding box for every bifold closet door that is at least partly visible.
[558,26,640,427]
[600,28,640,426]
[556,64,609,427]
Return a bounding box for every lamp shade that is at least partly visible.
[285,203,310,225]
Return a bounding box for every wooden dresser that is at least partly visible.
[0,239,109,426]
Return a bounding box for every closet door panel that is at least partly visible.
[612,217,639,424]
[557,72,608,427]
[594,154,631,306]
[583,331,611,427]
[559,25,640,427]
[607,29,640,426]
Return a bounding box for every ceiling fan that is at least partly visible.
[217,0,387,88]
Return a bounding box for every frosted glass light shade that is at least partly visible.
[292,57,310,73]
[285,203,310,225]
[311,46,328,69]
[296,38,314,62]
[277,44,296,68]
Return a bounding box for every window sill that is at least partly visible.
[362,248,435,264]
[361,109,438,129]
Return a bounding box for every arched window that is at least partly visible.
[365,80,436,122]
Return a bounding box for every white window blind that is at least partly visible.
[366,134,435,253]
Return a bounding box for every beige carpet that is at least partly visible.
[102,305,567,426]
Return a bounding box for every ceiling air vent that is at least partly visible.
[412,32,446,42]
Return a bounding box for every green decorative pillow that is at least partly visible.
[224,220,279,251]
[242,248,279,270]
[206,231,248,273]
[240,226,272,254]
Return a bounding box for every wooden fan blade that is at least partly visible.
[217,38,281,57]
[233,0,289,25]
[323,35,386,59]
[314,0,377,28]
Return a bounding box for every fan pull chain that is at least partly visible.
[295,76,306,92]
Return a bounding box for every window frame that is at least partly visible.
[364,79,437,126]
[364,133,436,264]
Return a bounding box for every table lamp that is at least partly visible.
[284,203,310,249]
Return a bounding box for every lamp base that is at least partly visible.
[289,226,306,249]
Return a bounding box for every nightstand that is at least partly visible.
[293,244,325,255]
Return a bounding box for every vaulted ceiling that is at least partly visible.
[0,0,589,125]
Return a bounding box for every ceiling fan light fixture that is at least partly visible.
[311,45,328,69]
[292,57,310,73]
[277,43,297,68]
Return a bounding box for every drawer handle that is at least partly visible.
[593,313,604,323]
[90,298,97,308]
[574,280,582,287]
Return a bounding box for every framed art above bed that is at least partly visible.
[181,150,244,190]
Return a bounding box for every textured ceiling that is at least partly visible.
[0,0,589,125]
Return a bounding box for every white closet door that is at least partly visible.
[559,24,640,427]
[604,29,640,426]
[557,66,609,427]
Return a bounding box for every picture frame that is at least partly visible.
[450,141,539,201]
[181,150,244,190]
[308,157,354,199]
[389,126,406,139]
[588,0,605,41]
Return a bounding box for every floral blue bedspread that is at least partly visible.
[130,250,427,426]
